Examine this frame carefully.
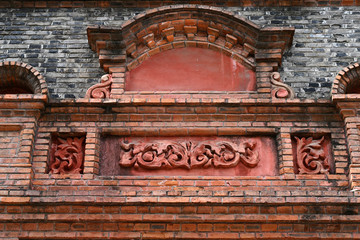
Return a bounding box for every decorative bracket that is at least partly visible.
[207,27,220,43]
[184,25,197,40]
[271,72,295,99]
[161,27,175,43]
[143,33,156,49]
[85,74,113,99]
[225,34,238,49]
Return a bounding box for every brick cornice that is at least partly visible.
[48,97,333,108]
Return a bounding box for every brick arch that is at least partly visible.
[88,5,294,71]
[119,7,260,72]
[0,61,48,95]
[332,63,360,95]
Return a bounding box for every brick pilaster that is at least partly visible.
[277,127,294,175]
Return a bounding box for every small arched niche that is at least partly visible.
[332,63,360,95]
[125,47,256,92]
[0,62,47,95]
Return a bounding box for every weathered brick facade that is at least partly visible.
[1,1,360,240]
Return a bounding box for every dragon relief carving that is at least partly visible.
[119,140,259,170]
[50,136,85,174]
[271,72,295,99]
[294,136,330,174]
[85,74,113,99]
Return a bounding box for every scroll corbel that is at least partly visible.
[271,72,295,99]
[85,74,113,99]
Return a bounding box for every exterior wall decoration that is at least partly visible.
[85,74,113,99]
[87,5,294,98]
[292,136,333,174]
[101,136,278,176]
[49,136,85,174]
[270,72,295,99]
[119,140,260,169]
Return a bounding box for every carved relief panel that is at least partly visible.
[100,136,278,176]
[291,135,334,174]
[49,135,85,174]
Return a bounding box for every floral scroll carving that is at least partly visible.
[271,72,295,99]
[119,140,259,170]
[50,136,85,174]
[294,136,330,174]
[85,74,112,99]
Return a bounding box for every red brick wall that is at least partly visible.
[0,94,356,239]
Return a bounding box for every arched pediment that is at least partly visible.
[87,5,294,98]
[88,5,294,72]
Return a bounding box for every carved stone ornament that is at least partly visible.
[85,74,112,99]
[271,72,295,99]
[294,136,330,174]
[50,136,85,174]
[119,140,259,170]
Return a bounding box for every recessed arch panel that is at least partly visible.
[125,47,256,91]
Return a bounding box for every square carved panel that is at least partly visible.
[292,135,334,174]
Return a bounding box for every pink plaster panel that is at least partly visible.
[125,48,256,91]
[100,136,277,176]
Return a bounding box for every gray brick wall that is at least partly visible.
[0,7,359,99]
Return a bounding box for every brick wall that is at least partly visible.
[1,184,359,239]
[0,95,356,239]
[1,0,360,8]
[1,2,360,240]
[1,6,360,99]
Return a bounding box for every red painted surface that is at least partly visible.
[125,48,256,91]
[100,136,278,176]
